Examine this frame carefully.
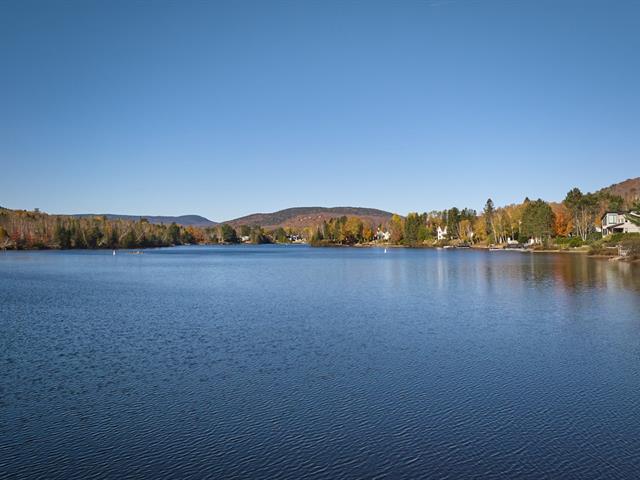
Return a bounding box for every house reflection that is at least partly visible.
[551,255,640,293]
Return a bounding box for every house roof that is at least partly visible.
[600,211,627,220]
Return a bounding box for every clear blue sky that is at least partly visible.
[1,0,638,221]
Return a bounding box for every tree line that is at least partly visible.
[1,186,638,250]
[0,207,303,250]
[0,209,200,250]
[312,187,639,247]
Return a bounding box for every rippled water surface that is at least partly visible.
[1,246,639,479]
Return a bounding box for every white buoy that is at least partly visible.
[113,250,116,256]
[384,248,387,253]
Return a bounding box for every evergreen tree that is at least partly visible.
[273,227,288,243]
[521,199,555,243]
[219,224,239,243]
[168,223,181,244]
[404,213,422,245]
[446,207,460,239]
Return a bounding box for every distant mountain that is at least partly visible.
[73,214,217,227]
[223,207,394,230]
[65,178,639,231]
[596,177,640,206]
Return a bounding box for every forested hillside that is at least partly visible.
[73,214,216,227]
[597,178,640,206]
[224,207,393,229]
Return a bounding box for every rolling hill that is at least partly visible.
[223,207,394,230]
[73,214,217,227]
[67,177,639,232]
[596,177,640,206]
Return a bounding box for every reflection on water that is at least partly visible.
[549,253,640,292]
[383,248,639,299]
[0,246,639,479]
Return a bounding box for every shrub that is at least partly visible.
[554,237,571,245]
[568,237,583,248]
[554,236,583,249]
[585,232,602,243]
[588,240,605,255]
[619,238,640,259]
[603,232,639,244]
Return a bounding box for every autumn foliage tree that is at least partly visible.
[551,203,573,237]
[389,214,404,244]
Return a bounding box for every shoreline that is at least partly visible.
[3,243,638,263]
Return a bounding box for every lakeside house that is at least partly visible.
[376,229,391,241]
[601,211,640,236]
[437,226,447,241]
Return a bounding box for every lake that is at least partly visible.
[1,245,639,479]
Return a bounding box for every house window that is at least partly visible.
[607,214,618,224]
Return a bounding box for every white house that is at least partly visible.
[437,226,447,241]
[601,211,640,236]
[376,229,391,241]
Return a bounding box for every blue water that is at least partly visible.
[1,245,639,479]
